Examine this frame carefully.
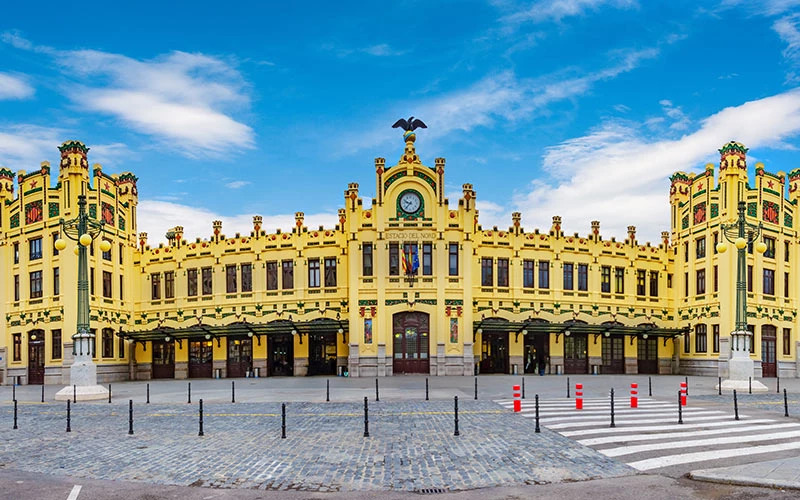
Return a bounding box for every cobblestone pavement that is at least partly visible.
[693,391,800,419]
[0,399,633,492]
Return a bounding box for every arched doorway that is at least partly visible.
[393,312,430,374]
[28,329,45,385]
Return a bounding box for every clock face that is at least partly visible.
[399,192,421,214]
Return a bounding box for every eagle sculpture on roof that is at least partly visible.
[392,116,427,132]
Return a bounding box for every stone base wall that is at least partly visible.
[589,356,602,375]
[212,360,226,379]
[550,355,564,375]
[658,357,673,374]
[680,358,720,376]
[96,364,130,384]
[294,357,308,377]
[175,362,188,380]
[624,357,638,374]
[253,359,267,378]
[135,363,152,381]
[509,355,523,375]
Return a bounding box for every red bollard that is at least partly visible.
[680,381,687,406]
[513,384,521,412]
[630,383,638,408]
[575,383,583,410]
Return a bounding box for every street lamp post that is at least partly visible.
[54,194,112,401]
[716,200,768,392]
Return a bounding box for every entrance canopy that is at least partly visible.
[118,317,348,348]
[473,318,688,345]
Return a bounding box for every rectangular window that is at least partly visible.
[164,271,174,299]
[403,243,418,275]
[481,258,493,286]
[685,272,689,296]
[636,269,646,296]
[695,324,707,353]
[748,324,755,353]
[30,237,42,260]
[241,264,252,292]
[713,324,720,353]
[30,270,43,298]
[53,267,60,296]
[786,272,790,298]
[578,264,588,291]
[563,263,574,291]
[14,274,19,301]
[449,243,458,276]
[684,331,690,354]
[389,242,399,276]
[118,335,125,359]
[713,265,718,292]
[422,243,432,275]
[785,241,790,262]
[266,262,278,290]
[102,245,111,261]
[119,243,124,265]
[784,328,791,356]
[90,241,94,256]
[308,259,321,288]
[713,232,718,254]
[90,328,96,358]
[601,266,611,293]
[52,232,60,256]
[119,275,123,301]
[13,334,21,361]
[696,269,706,295]
[649,271,658,297]
[226,265,237,293]
[187,269,198,296]
[539,261,550,289]
[523,260,535,288]
[202,267,213,295]
[13,242,19,264]
[497,258,509,287]
[667,273,673,288]
[614,267,624,294]
[151,273,161,300]
[102,329,113,358]
[764,269,775,295]
[696,237,706,259]
[282,261,294,289]
[684,241,689,261]
[102,270,112,298]
[764,237,776,259]
[747,265,753,292]
[51,329,62,360]
[362,244,373,276]
[324,257,337,287]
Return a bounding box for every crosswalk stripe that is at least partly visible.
[561,418,777,436]
[627,440,800,471]
[600,429,800,457]
[527,407,709,417]
[547,413,738,429]
[578,422,800,445]
[536,410,725,422]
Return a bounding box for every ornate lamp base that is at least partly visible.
[54,341,110,401]
[718,330,768,393]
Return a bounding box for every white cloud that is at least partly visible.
[503,0,637,24]
[137,199,338,243]
[90,142,131,166]
[225,180,251,189]
[510,89,800,242]
[0,72,34,100]
[322,42,406,58]
[0,124,64,169]
[721,0,800,16]
[774,14,800,80]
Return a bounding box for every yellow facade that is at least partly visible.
[0,137,795,383]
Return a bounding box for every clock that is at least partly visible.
[399,191,422,214]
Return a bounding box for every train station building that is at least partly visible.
[0,134,797,383]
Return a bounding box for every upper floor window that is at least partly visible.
[241,264,252,292]
[577,264,588,291]
[422,243,433,276]
[151,273,161,300]
[713,232,718,254]
[14,275,19,301]
[282,261,294,289]
[389,242,399,276]
[13,242,19,264]
[187,268,198,296]
[614,267,624,294]
[636,269,646,296]
[649,271,658,297]
[563,263,574,290]
[747,265,753,292]
[30,270,43,298]
[481,258,493,286]
[201,267,213,295]
[764,268,775,296]
[266,262,278,290]
[119,242,124,265]
[683,241,689,261]
[164,271,174,299]
[764,237,776,259]
[102,245,111,261]
[696,269,706,295]
[403,243,418,275]
[226,265,237,293]
[497,258,509,287]
[53,267,60,296]
[362,244,373,276]
[695,324,707,353]
[539,261,550,289]
[103,270,112,298]
[448,243,458,276]
[30,237,42,260]
[523,260,534,288]
[696,237,706,259]
[785,241,790,262]
[324,257,337,287]
[308,259,321,288]
[52,232,60,256]
[601,266,611,293]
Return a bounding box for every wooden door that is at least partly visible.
[189,340,213,378]
[564,333,588,374]
[28,334,45,385]
[269,334,294,376]
[762,325,777,378]
[637,337,659,374]
[226,337,252,378]
[308,333,337,376]
[601,336,625,374]
[392,312,430,374]
[480,333,509,374]
[152,340,175,379]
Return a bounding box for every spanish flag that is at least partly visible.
[401,250,410,274]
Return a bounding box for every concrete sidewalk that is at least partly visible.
[690,456,800,490]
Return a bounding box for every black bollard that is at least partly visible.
[73,384,76,404]
[12,383,15,402]
[13,400,18,430]
[363,397,370,438]
[198,399,204,436]
[188,382,192,404]
[678,390,683,424]
[734,390,739,421]
[326,379,330,402]
[108,384,112,404]
[66,400,71,432]
[231,381,235,404]
[649,376,652,397]
[610,388,615,428]
[785,389,789,417]
[375,378,379,402]
[146,383,150,404]
[454,396,460,436]
[281,403,286,439]
[522,378,525,399]
[41,384,44,403]
[474,377,478,400]
[719,377,722,396]
[534,394,541,433]
[425,378,429,401]
[567,377,570,398]
[749,377,752,395]
[685,376,689,396]
[777,376,780,394]
[128,399,134,435]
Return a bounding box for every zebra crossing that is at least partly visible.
[497,396,800,472]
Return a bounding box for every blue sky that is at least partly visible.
[4,0,800,242]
